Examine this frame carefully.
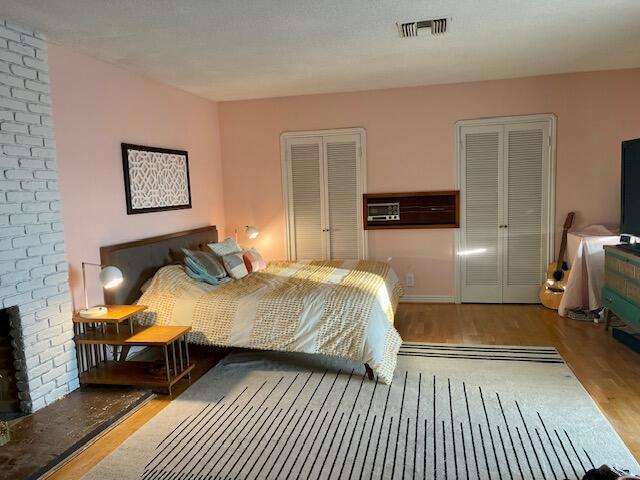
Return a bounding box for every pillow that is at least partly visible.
[184,264,220,285]
[169,248,187,264]
[243,248,267,273]
[222,252,249,279]
[207,237,242,257]
[181,248,227,279]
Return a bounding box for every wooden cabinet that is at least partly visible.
[363,191,459,230]
[603,246,640,332]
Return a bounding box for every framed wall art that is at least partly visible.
[121,143,192,215]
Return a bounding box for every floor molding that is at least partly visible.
[400,295,454,303]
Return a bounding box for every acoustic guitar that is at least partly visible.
[539,212,575,310]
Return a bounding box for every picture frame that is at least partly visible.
[121,143,192,215]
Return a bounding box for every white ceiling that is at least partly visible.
[2,0,640,101]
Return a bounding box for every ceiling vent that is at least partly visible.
[397,18,448,38]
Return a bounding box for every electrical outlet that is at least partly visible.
[405,273,415,287]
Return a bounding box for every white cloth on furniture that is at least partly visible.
[558,225,619,317]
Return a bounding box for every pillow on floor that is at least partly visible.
[243,248,267,273]
[222,252,249,279]
[207,237,242,257]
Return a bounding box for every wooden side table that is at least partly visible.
[73,305,195,394]
[73,304,146,335]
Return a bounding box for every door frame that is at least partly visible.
[453,113,557,304]
[280,127,368,260]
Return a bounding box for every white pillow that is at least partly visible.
[222,252,249,279]
[207,237,242,257]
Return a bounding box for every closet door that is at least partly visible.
[502,122,550,302]
[459,116,553,304]
[460,125,504,303]
[285,136,326,260]
[283,129,367,261]
[324,134,364,260]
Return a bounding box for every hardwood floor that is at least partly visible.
[395,304,640,459]
[49,304,640,478]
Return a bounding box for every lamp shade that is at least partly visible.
[99,266,123,289]
[245,225,259,239]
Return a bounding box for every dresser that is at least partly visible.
[603,245,640,336]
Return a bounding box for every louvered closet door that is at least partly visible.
[502,122,550,302]
[460,125,504,303]
[324,134,364,259]
[286,137,326,260]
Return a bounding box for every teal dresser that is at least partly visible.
[603,245,640,333]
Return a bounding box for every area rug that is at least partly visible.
[83,343,639,479]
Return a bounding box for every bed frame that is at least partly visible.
[99,224,375,380]
[99,225,218,305]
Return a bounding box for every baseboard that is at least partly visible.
[400,295,454,304]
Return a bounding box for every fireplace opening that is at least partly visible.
[0,306,21,420]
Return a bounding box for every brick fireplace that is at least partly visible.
[0,19,78,412]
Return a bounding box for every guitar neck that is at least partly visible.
[556,229,569,269]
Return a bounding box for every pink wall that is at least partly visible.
[49,44,225,308]
[218,68,640,298]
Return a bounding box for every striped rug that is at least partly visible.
[84,343,639,480]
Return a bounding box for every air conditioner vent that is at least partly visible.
[397,18,448,38]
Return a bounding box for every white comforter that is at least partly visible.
[136,260,403,383]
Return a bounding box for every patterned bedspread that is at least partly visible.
[136,260,403,383]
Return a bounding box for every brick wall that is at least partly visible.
[0,19,77,412]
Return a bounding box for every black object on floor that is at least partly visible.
[582,464,638,479]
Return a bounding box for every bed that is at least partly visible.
[100,226,403,383]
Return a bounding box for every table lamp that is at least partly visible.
[79,262,124,318]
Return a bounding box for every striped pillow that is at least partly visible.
[243,248,267,273]
[222,252,248,279]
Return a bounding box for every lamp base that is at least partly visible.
[78,306,108,318]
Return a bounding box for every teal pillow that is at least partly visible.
[181,248,227,279]
[184,264,220,285]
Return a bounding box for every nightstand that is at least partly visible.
[73,305,195,394]
[73,304,147,335]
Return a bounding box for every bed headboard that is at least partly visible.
[100,225,218,305]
